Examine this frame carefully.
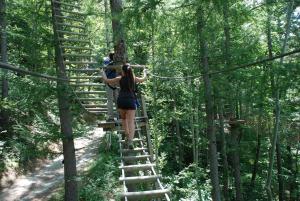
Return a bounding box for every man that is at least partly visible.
[103,52,119,120]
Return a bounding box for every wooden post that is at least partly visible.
[141,95,154,160]
[51,1,78,201]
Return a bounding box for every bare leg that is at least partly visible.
[106,86,114,119]
[119,109,129,138]
[126,110,136,140]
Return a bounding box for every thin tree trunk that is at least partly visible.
[195,102,199,166]
[51,2,78,200]
[265,1,294,200]
[222,0,230,68]
[295,146,299,201]
[250,118,261,186]
[286,145,294,201]
[194,99,202,200]
[0,0,9,131]
[0,0,8,98]
[218,102,229,200]
[197,5,222,201]
[251,65,266,187]
[221,1,234,199]
[230,125,243,201]
[176,119,183,169]
[276,138,284,201]
[104,0,110,50]
[190,86,196,162]
[110,0,127,63]
[275,3,294,200]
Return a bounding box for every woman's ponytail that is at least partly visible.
[122,63,134,91]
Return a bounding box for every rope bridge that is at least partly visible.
[50,0,171,200]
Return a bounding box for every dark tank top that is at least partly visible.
[119,76,135,99]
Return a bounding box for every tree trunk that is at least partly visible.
[104,0,110,51]
[0,0,8,99]
[250,119,261,186]
[222,0,230,68]
[195,102,199,166]
[218,102,229,200]
[175,118,183,169]
[197,5,222,201]
[51,2,78,200]
[295,146,299,201]
[251,65,266,187]
[110,0,127,63]
[265,1,294,200]
[191,93,196,163]
[276,139,284,201]
[230,125,243,201]
[221,1,233,199]
[286,145,294,201]
[0,0,9,130]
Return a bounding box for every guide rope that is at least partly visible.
[148,48,300,80]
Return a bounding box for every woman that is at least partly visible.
[102,63,147,149]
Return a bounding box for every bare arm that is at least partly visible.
[135,69,147,83]
[102,70,121,85]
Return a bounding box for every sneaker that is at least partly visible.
[123,137,129,149]
[128,140,134,150]
[107,117,115,122]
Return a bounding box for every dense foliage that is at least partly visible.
[0,0,299,200]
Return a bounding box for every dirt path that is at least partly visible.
[0,127,104,201]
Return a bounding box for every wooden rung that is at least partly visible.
[52,1,81,9]
[55,15,84,22]
[64,61,98,65]
[60,46,92,50]
[57,30,87,37]
[77,98,106,101]
[66,68,99,72]
[86,107,107,110]
[59,38,89,43]
[113,117,147,124]
[83,104,106,108]
[119,163,155,171]
[119,175,161,184]
[56,23,85,29]
[121,155,151,162]
[87,110,108,113]
[70,76,102,79]
[74,91,105,94]
[63,53,94,57]
[70,83,104,87]
[121,147,148,154]
[119,138,142,143]
[54,8,86,16]
[121,189,169,199]
[88,111,106,114]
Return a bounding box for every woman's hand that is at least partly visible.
[101,69,107,82]
[143,69,147,77]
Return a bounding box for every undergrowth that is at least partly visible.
[50,133,121,201]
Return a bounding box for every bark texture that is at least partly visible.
[110,0,127,63]
[197,5,222,201]
[51,1,78,200]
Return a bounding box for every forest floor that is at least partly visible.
[0,126,104,201]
